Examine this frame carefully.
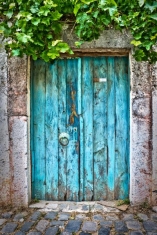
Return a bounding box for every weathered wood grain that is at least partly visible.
[58,60,67,200]
[115,57,130,199]
[82,57,94,201]
[31,56,130,201]
[45,61,59,200]
[32,60,46,199]
[93,57,107,200]
[107,57,116,200]
[66,59,79,201]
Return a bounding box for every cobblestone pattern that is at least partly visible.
[0,206,157,235]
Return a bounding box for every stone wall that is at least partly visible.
[0,38,10,205]
[0,29,156,206]
[131,59,152,204]
[152,62,157,205]
[0,39,28,206]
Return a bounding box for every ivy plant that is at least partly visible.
[0,0,157,63]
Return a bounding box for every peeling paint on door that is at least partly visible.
[31,56,130,201]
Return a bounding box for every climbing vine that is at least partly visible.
[0,0,157,63]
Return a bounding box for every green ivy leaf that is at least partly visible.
[41,18,50,25]
[31,18,40,25]
[75,41,83,47]
[0,25,5,34]
[41,51,50,62]
[56,42,70,53]
[47,49,60,59]
[133,32,143,40]
[38,6,50,16]
[144,2,157,13]
[9,3,15,9]
[142,41,153,50]
[131,40,142,46]
[16,33,33,43]
[108,6,117,17]
[149,13,157,20]
[12,49,21,56]
[30,5,39,14]
[52,40,62,46]
[134,49,145,61]
[74,3,81,15]
[51,11,62,20]
[138,0,145,7]
[4,10,13,19]
[151,33,157,40]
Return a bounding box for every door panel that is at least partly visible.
[45,62,59,200]
[93,57,108,200]
[114,57,130,199]
[66,59,79,201]
[31,56,130,201]
[81,57,94,201]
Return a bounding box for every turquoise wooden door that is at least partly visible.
[31,56,130,201]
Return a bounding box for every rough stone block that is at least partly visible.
[20,221,34,232]
[36,220,49,232]
[143,221,157,231]
[115,221,128,233]
[98,227,110,235]
[100,221,113,227]
[82,221,97,232]
[137,213,148,221]
[29,211,41,221]
[0,219,6,226]
[2,212,13,219]
[45,227,59,235]
[1,222,17,233]
[58,213,70,221]
[45,212,57,220]
[123,214,134,221]
[151,214,157,222]
[9,116,28,206]
[65,220,82,232]
[126,220,141,230]
[8,56,27,116]
[14,231,25,235]
[92,214,104,221]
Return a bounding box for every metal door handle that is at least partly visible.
[59,133,69,146]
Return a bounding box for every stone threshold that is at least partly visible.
[29,200,128,213]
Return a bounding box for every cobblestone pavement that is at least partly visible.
[1,201,157,235]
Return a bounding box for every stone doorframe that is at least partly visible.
[0,29,157,206]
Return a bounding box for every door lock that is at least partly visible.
[59,133,69,146]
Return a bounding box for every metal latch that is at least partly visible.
[93,78,107,82]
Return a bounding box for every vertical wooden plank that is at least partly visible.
[58,59,67,200]
[93,57,108,200]
[32,60,46,200]
[107,57,115,200]
[66,59,79,201]
[45,61,59,200]
[115,57,130,199]
[82,57,94,201]
[78,58,84,201]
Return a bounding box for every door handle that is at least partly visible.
[59,133,69,146]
